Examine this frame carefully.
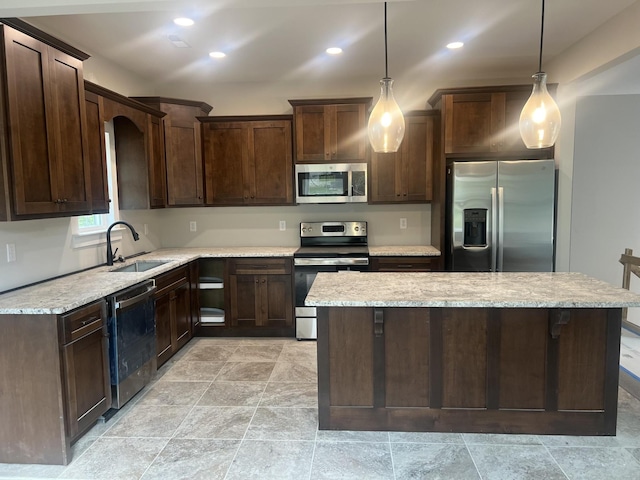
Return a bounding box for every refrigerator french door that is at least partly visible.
[448,159,555,272]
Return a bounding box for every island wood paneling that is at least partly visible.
[557,309,607,411]
[498,309,547,409]
[317,306,622,435]
[441,308,488,408]
[383,308,430,407]
[328,307,373,407]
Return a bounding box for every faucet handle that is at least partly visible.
[112,247,119,262]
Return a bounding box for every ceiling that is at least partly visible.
[1,0,637,88]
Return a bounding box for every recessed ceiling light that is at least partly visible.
[174,17,194,27]
[209,51,226,59]
[447,41,464,49]
[326,47,343,55]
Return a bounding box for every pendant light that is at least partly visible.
[368,2,405,153]
[519,0,561,149]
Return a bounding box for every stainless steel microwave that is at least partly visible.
[295,163,367,204]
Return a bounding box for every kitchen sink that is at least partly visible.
[110,260,169,273]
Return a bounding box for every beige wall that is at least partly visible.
[547,0,640,271]
[3,2,640,291]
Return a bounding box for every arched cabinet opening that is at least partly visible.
[112,115,148,210]
[84,81,166,212]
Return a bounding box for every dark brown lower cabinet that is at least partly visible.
[369,256,433,272]
[318,306,621,435]
[154,265,193,367]
[0,299,110,465]
[61,300,111,441]
[225,258,294,336]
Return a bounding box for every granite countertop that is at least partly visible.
[305,271,640,308]
[0,247,297,315]
[368,246,441,256]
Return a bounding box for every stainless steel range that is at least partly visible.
[294,221,369,339]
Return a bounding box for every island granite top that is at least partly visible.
[305,271,640,308]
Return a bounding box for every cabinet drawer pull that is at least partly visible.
[80,316,100,327]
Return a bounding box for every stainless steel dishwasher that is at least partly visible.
[106,279,157,410]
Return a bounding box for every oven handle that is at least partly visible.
[294,257,369,266]
[114,281,157,312]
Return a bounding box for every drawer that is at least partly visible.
[370,256,433,272]
[61,300,106,344]
[154,265,189,296]
[228,258,291,275]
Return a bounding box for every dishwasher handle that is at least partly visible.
[114,281,156,312]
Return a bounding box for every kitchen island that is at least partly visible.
[305,271,640,436]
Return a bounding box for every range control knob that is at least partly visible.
[355,226,359,231]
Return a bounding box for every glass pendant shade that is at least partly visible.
[519,72,561,149]
[368,77,405,153]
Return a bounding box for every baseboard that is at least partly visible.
[620,366,640,401]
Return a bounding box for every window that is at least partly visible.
[73,122,119,245]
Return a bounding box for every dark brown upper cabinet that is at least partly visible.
[288,98,371,163]
[84,82,166,211]
[200,115,294,206]
[83,89,110,214]
[0,21,91,220]
[369,111,439,204]
[428,85,555,159]
[131,97,213,207]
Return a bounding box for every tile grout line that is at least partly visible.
[141,342,239,479]
[222,343,280,480]
[540,439,573,480]
[387,432,396,480]
[462,433,485,480]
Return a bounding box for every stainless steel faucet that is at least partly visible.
[106,221,140,265]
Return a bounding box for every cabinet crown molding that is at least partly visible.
[1,18,90,60]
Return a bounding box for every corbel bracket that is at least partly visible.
[374,308,384,337]
[550,309,570,339]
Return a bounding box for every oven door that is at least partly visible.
[294,258,368,339]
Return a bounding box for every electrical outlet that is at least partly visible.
[279,220,286,231]
[143,224,148,235]
[189,221,197,232]
[400,218,407,229]
[6,243,16,263]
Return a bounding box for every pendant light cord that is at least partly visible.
[384,1,389,79]
[538,0,545,73]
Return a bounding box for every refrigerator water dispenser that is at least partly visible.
[463,209,487,247]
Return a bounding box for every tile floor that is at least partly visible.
[2,337,640,480]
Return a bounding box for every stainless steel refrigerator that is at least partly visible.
[446,159,555,272]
